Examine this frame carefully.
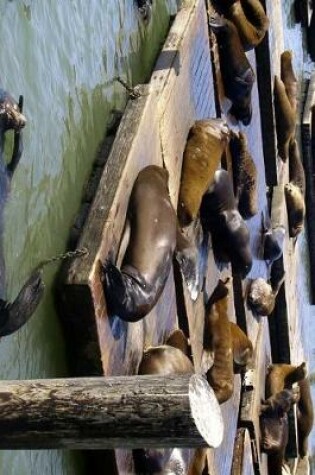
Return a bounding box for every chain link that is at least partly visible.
[36,247,88,271]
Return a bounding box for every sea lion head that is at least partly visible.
[0,270,45,337]
[229,68,254,126]
[224,210,252,277]
[263,226,285,263]
[247,278,274,316]
[284,183,305,238]
[260,412,288,454]
[136,0,152,25]
[0,90,26,131]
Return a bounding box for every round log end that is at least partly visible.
[189,374,223,448]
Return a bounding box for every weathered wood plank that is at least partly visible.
[231,428,255,475]
[0,374,222,450]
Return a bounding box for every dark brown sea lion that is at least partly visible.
[247,258,285,316]
[285,138,305,238]
[177,119,230,227]
[296,377,314,458]
[274,75,296,161]
[209,15,255,125]
[204,279,234,404]
[230,131,258,219]
[0,271,44,337]
[260,211,285,264]
[230,321,253,371]
[134,330,194,475]
[223,0,269,51]
[101,165,177,322]
[281,50,298,114]
[200,169,253,278]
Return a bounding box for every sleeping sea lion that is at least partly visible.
[177,119,230,227]
[204,279,234,404]
[285,138,305,238]
[274,75,296,161]
[134,330,194,475]
[230,321,253,371]
[247,258,285,316]
[230,131,258,219]
[200,169,252,278]
[260,211,285,264]
[281,50,298,114]
[101,165,177,322]
[223,0,269,51]
[209,15,255,125]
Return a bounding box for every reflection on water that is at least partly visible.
[0,1,177,473]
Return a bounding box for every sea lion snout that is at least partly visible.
[0,92,26,130]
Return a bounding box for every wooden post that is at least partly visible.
[0,374,223,450]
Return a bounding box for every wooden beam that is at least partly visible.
[0,374,223,450]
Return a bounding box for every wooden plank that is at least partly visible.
[231,428,255,475]
[240,320,271,474]
[152,0,216,207]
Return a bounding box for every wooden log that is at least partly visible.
[0,374,223,450]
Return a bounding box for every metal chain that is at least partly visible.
[36,247,89,271]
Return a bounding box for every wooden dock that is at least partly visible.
[55,0,309,473]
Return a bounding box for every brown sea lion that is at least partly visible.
[230,131,258,219]
[284,182,305,238]
[265,362,307,397]
[247,258,285,316]
[296,377,314,458]
[200,169,252,278]
[281,50,298,114]
[209,15,255,125]
[285,138,305,238]
[204,279,234,404]
[274,75,296,161]
[101,165,177,322]
[224,0,269,51]
[230,321,253,371]
[177,119,230,227]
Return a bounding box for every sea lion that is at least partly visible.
[101,165,177,322]
[177,119,230,227]
[0,271,45,337]
[260,211,285,264]
[209,15,255,125]
[200,169,253,278]
[223,0,269,51]
[230,321,253,372]
[296,377,314,458]
[274,75,296,161]
[285,138,305,238]
[284,182,305,238]
[281,50,298,114]
[204,279,234,404]
[265,362,307,397]
[260,389,300,463]
[247,258,285,316]
[134,330,194,475]
[230,131,258,219]
[135,0,153,24]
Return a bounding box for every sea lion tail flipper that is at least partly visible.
[0,271,44,337]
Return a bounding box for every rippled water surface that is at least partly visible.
[0,1,177,473]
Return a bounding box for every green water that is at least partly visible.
[0,1,177,473]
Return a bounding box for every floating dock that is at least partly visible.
[56,0,308,473]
